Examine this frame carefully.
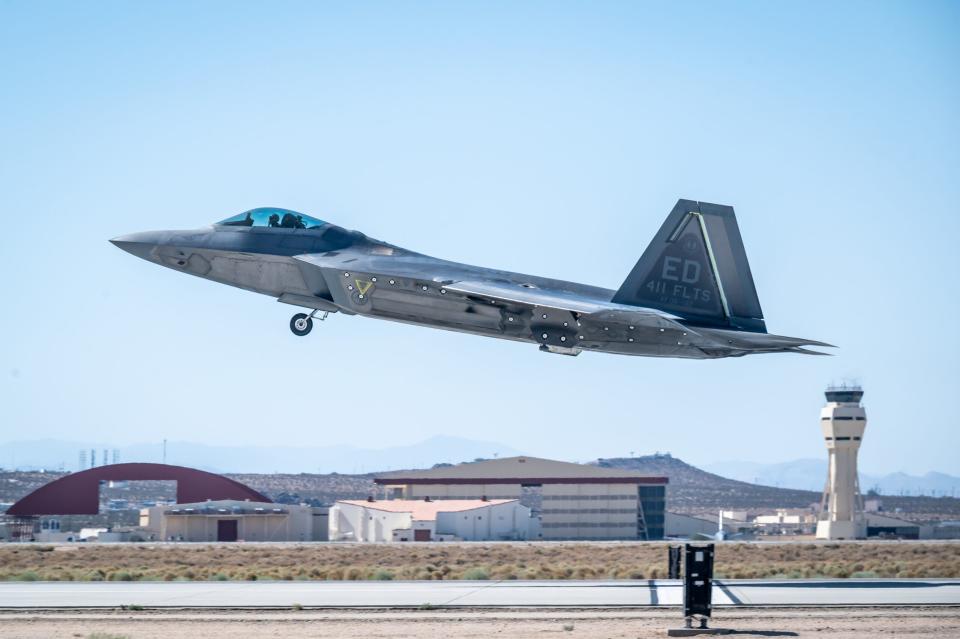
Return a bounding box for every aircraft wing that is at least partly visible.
[294,251,607,311]
[440,280,609,315]
[443,280,695,336]
[293,250,692,335]
[293,249,429,279]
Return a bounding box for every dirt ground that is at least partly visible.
[1,608,958,639]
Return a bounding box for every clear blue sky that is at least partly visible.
[1,1,957,475]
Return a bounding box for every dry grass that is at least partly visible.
[0,542,958,582]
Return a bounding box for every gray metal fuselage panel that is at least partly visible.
[118,224,823,359]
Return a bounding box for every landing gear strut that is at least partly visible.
[289,310,328,336]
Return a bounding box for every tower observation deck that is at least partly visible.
[816,384,867,540]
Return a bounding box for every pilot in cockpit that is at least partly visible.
[215,208,327,230]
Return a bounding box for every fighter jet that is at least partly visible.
[111,199,830,358]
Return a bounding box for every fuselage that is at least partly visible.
[111,223,615,307]
[111,207,830,359]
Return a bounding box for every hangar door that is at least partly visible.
[217,520,239,542]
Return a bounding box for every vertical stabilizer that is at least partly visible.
[611,199,766,333]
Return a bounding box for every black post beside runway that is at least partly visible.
[683,543,714,621]
[668,545,682,580]
[668,543,723,635]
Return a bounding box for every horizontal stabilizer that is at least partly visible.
[700,327,835,350]
[787,347,833,356]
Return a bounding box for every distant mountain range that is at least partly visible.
[0,436,523,475]
[703,459,960,497]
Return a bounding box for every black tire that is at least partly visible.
[290,313,313,336]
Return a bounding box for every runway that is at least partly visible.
[2,579,959,608]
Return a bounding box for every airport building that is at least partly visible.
[140,500,329,542]
[330,498,535,542]
[3,462,331,543]
[754,509,818,535]
[375,456,667,540]
[2,463,278,542]
[665,511,754,539]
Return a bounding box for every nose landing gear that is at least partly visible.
[290,313,313,336]
[289,310,328,336]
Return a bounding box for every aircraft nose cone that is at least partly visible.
[110,232,163,260]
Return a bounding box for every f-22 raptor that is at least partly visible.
[111,199,830,358]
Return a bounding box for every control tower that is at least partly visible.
[816,384,867,540]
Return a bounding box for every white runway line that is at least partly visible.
[1,579,958,608]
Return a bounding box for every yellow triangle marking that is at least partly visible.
[355,279,373,295]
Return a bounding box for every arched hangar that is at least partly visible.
[6,463,271,517]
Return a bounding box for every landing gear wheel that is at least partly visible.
[290,313,313,336]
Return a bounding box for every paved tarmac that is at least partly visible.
[2,579,958,608]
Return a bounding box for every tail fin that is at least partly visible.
[611,199,767,333]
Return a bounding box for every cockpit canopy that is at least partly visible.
[215,207,327,230]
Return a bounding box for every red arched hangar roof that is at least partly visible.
[6,463,271,517]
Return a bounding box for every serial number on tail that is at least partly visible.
[645,279,713,302]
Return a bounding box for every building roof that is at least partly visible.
[163,499,283,513]
[375,456,667,485]
[865,513,920,528]
[337,499,517,521]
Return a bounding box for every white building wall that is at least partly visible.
[330,502,413,542]
[332,501,533,542]
[435,501,531,540]
[35,530,78,542]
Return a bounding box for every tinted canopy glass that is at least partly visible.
[215,208,327,230]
